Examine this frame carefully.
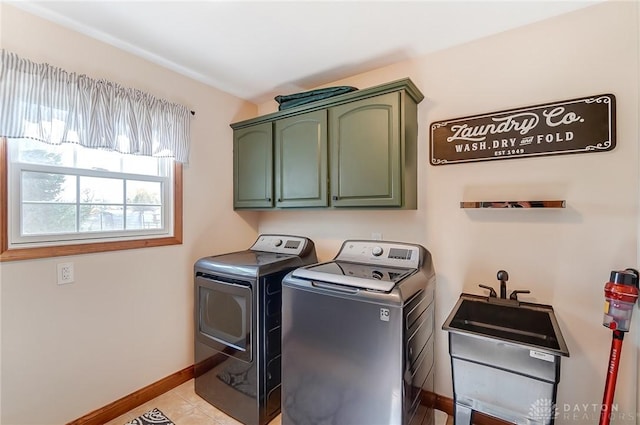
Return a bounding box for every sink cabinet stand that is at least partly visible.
[449,332,563,425]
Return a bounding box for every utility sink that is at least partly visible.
[443,294,569,355]
[442,273,570,425]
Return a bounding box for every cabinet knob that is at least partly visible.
[332,196,338,201]
[267,197,272,202]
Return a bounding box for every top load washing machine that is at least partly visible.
[281,239,436,425]
[194,234,317,425]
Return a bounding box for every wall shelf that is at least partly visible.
[460,200,566,209]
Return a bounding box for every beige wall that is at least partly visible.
[636,0,640,416]
[1,1,639,425]
[258,2,640,423]
[637,0,640,414]
[0,4,260,424]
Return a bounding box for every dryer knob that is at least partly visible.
[274,239,283,247]
[372,246,384,257]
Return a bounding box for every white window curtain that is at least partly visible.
[0,49,191,163]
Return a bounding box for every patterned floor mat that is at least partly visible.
[125,408,175,425]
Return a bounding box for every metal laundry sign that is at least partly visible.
[429,94,616,165]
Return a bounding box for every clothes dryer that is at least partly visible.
[195,234,317,425]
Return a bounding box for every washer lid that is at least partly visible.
[291,261,415,292]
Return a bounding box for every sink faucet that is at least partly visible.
[478,284,497,297]
[478,270,531,301]
[497,270,509,299]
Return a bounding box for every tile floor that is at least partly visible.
[104,379,254,425]
[105,378,451,425]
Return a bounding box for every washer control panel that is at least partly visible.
[335,240,421,268]
[250,234,310,255]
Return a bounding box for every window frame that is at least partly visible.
[0,137,183,262]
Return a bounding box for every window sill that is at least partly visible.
[0,235,182,262]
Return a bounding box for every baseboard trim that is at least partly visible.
[67,365,509,425]
[423,391,510,425]
[66,365,194,425]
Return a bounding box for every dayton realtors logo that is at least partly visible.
[529,398,559,422]
[529,399,639,423]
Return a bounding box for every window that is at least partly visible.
[0,50,189,261]
[10,137,171,240]
[1,137,183,261]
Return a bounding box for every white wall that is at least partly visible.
[258,2,640,423]
[0,4,260,424]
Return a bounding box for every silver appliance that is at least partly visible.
[194,234,317,425]
[442,285,569,425]
[281,240,436,425]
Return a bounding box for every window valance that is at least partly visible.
[0,50,191,163]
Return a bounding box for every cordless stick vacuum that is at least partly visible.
[599,268,639,425]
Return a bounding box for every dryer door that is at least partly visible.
[196,273,253,362]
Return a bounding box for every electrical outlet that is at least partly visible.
[57,262,74,285]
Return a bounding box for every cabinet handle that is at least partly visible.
[332,196,338,201]
[267,197,272,202]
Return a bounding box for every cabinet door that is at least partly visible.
[329,92,401,207]
[233,122,273,209]
[275,110,328,207]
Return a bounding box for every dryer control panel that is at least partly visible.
[250,234,311,255]
[335,240,421,269]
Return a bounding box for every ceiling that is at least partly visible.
[10,1,601,105]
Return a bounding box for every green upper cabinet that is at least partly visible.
[231,78,423,210]
[233,122,273,208]
[275,110,328,208]
[329,92,401,207]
